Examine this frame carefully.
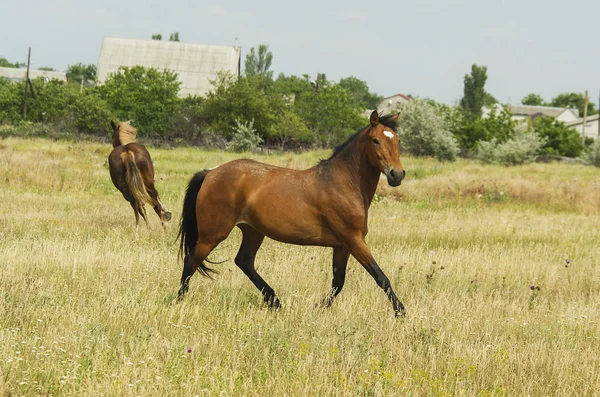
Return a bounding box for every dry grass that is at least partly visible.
[1,137,599,396]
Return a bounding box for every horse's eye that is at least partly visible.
[372,138,380,145]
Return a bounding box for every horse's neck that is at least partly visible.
[329,138,380,207]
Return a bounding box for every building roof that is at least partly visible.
[507,104,579,118]
[96,37,241,98]
[0,66,66,82]
[566,114,599,127]
[380,93,413,103]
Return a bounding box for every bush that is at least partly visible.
[476,124,547,165]
[397,100,460,161]
[533,116,584,157]
[202,72,284,140]
[583,139,600,167]
[99,66,181,135]
[453,108,515,153]
[227,119,263,152]
[266,110,313,148]
[72,90,116,135]
[0,78,22,124]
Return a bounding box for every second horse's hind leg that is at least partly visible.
[178,237,227,297]
[148,186,171,228]
[235,224,280,308]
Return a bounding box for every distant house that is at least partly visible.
[96,37,241,98]
[376,93,414,115]
[567,114,599,139]
[0,66,66,82]
[483,103,580,123]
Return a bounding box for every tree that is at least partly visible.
[0,58,24,68]
[99,66,181,134]
[152,34,162,40]
[338,76,383,109]
[533,116,584,157]
[396,100,460,161]
[460,64,491,117]
[66,63,96,82]
[169,32,180,42]
[244,45,273,78]
[550,92,597,116]
[521,93,546,106]
[202,72,285,139]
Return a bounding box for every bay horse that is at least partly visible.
[108,120,171,228]
[178,111,406,316]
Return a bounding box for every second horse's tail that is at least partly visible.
[121,151,153,209]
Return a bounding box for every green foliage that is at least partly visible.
[66,63,96,82]
[244,45,273,78]
[583,139,600,167]
[169,32,180,42]
[453,108,515,153]
[521,93,546,106]
[0,57,24,68]
[460,64,492,117]
[397,100,460,161]
[293,82,366,146]
[71,90,116,135]
[476,124,547,165]
[227,119,262,152]
[170,95,207,143]
[202,72,284,139]
[99,66,181,135]
[550,92,597,116]
[338,76,382,109]
[267,110,313,148]
[152,34,162,40]
[533,116,583,157]
[0,78,23,124]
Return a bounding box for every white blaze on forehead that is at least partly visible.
[383,130,395,139]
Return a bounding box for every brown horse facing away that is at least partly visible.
[108,121,171,228]
[178,111,407,316]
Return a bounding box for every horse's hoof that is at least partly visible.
[267,297,281,309]
[395,309,407,318]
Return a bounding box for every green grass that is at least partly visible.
[1,137,599,396]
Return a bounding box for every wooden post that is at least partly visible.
[581,90,588,144]
[23,47,31,118]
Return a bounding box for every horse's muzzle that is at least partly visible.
[387,168,405,187]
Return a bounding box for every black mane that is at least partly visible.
[320,113,398,163]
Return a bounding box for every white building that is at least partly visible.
[567,114,599,139]
[96,37,241,98]
[0,66,66,82]
[376,93,413,115]
[483,103,580,123]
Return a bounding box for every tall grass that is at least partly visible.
[1,137,599,396]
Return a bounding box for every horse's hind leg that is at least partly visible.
[178,235,229,297]
[235,224,280,308]
[147,185,171,228]
[320,247,350,308]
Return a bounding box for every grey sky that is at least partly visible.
[2,0,599,105]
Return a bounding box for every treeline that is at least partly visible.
[1,56,599,166]
[0,65,382,150]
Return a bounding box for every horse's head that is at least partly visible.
[110,120,121,148]
[110,120,137,147]
[365,111,405,187]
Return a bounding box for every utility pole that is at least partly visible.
[581,90,588,144]
[23,47,31,118]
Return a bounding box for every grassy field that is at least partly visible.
[1,136,599,396]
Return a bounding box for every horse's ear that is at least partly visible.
[391,113,399,123]
[369,110,379,127]
[110,120,117,130]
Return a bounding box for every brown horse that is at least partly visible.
[108,120,171,228]
[178,111,406,316]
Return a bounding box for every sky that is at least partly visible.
[1,0,600,105]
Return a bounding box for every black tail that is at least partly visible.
[177,170,216,277]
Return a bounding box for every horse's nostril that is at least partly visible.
[401,169,406,179]
[390,169,396,178]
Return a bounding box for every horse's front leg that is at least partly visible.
[347,236,405,317]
